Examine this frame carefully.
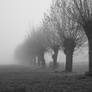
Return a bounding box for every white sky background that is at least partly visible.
[0,0,88,66]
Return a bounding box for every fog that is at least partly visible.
[0,0,88,66]
[0,1,91,92]
[0,0,51,64]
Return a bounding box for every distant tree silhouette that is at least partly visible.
[25,28,51,67]
[44,0,87,72]
[14,40,36,65]
[66,0,92,74]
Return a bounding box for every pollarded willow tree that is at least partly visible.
[42,13,61,69]
[45,0,87,72]
[66,0,92,74]
[61,21,86,72]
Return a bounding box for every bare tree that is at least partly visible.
[45,0,87,72]
[42,13,61,69]
[62,23,86,72]
[66,0,92,74]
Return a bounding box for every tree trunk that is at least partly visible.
[52,45,59,69]
[65,52,73,72]
[41,54,46,67]
[38,53,46,67]
[84,23,92,75]
[87,38,92,74]
[37,57,41,66]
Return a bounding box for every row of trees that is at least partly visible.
[42,0,87,71]
[15,28,50,66]
[15,0,92,74]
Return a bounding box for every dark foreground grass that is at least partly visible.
[0,65,91,92]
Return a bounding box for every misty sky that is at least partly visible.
[0,0,88,65]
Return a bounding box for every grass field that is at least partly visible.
[0,65,91,92]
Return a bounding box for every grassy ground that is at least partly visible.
[0,65,91,92]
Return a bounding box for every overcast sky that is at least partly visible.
[0,0,88,65]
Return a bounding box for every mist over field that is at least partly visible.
[0,0,92,91]
[0,0,88,68]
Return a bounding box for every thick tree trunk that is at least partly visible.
[88,38,92,74]
[52,45,59,69]
[85,37,92,76]
[65,52,73,72]
[84,23,92,75]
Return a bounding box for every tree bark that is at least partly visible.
[65,52,73,72]
[88,38,92,73]
[84,23,92,75]
[52,45,59,69]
